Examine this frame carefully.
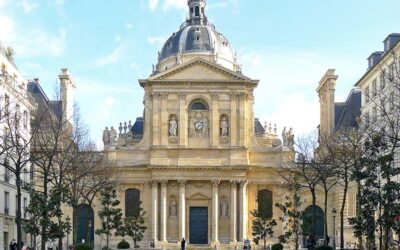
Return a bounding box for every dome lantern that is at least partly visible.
[153,0,241,74]
[188,0,207,25]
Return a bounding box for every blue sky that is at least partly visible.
[1,0,400,146]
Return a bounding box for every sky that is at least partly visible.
[1,0,400,147]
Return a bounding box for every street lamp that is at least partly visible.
[66,215,71,249]
[332,208,337,250]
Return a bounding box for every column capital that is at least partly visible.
[211,180,220,187]
[239,180,248,187]
[178,180,187,186]
[151,180,159,186]
[230,180,240,186]
[161,180,168,186]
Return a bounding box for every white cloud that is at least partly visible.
[125,23,133,29]
[147,36,166,46]
[20,0,38,13]
[95,45,125,67]
[14,29,66,57]
[149,0,159,11]
[0,16,15,42]
[0,0,9,7]
[238,47,365,136]
[163,0,186,11]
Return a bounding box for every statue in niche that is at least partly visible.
[102,127,110,146]
[169,200,177,217]
[169,116,178,137]
[220,117,229,137]
[109,126,117,146]
[220,198,228,217]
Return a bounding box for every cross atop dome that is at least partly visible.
[188,0,207,25]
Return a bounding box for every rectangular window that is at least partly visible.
[23,110,28,129]
[23,197,27,219]
[381,70,386,89]
[389,63,395,81]
[372,80,377,97]
[390,92,395,111]
[365,87,370,103]
[373,106,377,122]
[365,112,370,128]
[4,191,9,214]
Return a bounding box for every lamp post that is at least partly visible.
[66,215,70,249]
[332,208,337,250]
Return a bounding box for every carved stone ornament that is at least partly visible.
[189,112,209,138]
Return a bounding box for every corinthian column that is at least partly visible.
[151,181,159,241]
[161,180,168,242]
[212,180,220,244]
[239,181,248,241]
[178,180,186,241]
[230,181,238,243]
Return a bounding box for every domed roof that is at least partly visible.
[154,0,240,74]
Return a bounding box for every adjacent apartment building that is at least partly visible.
[0,47,33,250]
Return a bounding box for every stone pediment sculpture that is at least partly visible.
[189,192,210,200]
[147,58,253,82]
[189,112,209,138]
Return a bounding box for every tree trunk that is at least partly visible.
[264,237,266,249]
[340,179,349,250]
[16,173,22,250]
[324,187,328,245]
[41,172,48,250]
[356,181,363,250]
[311,189,317,237]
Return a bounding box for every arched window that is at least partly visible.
[257,189,273,218]
[125,188,140,217]
[195,6,200,16]
[190,99,208,111]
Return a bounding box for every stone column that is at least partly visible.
[152,92,161,146]
[178,180,186,241]
[212,180,220,244]
[178,93,187,146]
[151,181,159,241]
[230,181,238,243]
[238,92,246,146]
[239,181,248,241]
[160,92,168,145]
[161,180,168,242]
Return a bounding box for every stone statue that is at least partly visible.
[102,127,110,146]
[282,127,287,146]
[220,199,228,217]
[169,200,177,217]
[109,126,117,146]
[220,117,229,137]
[288,128,294,147]
[169,117,178,137]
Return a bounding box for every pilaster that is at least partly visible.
[211,92,219,147]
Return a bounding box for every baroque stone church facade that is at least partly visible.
[93,0,332,249]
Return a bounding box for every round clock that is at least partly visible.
[195,122,203,130]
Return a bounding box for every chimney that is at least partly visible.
[58,68,76,125]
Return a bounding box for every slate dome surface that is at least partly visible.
[154,0,240,73]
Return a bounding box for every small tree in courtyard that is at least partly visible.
[251,209,277,249]
[122,202,147,248]
[95,186,123,249]
[275,184,304,250]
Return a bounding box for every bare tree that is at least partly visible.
[0,97,37,250]
[279,132,323,238]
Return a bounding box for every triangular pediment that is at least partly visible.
[150,58,251,81]
[188,192,210,200]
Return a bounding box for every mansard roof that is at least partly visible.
[334,88,361,130]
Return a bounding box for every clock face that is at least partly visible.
[194,122,203,130]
